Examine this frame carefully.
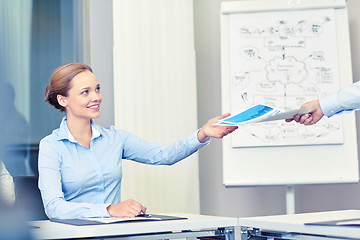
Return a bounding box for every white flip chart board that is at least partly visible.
[220,0,359,186]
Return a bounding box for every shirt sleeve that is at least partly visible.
[319,81,360,117]
[38,138,111,220]
[0,161,15,206]
[121,130,210,165]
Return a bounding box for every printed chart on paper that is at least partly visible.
[228,8,343,147]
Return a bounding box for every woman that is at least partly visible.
[38,63,237,220]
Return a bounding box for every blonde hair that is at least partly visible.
[45,63,93,111]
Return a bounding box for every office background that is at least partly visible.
[195,0,360,217]
[98,0,360,217]
[2,0,360,218]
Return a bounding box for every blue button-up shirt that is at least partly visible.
[320,81,360,117]
[38,116,208,219]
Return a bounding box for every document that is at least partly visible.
[215,104,310,126]
[305,218,360,227]
[80,215,161,224]
[51,214,187,226]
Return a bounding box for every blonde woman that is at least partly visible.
[38,63,237,220]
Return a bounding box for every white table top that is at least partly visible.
[29,213,238,240]
[238,209,360,239]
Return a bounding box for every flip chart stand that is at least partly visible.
[286,185,295,214]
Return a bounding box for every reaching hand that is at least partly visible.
[285,100,324,125]
[107,199,147,218]
[197,113,238,142]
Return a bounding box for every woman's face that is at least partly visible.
[61,70,102,121]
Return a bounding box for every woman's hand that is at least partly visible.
[107,199,147,218]
[197,113,238,142]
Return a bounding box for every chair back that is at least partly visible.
[13,176,48,220]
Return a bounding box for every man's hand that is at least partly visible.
[286,100,324,125]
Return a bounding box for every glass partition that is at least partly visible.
[0,0,87,177]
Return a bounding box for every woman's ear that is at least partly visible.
[57,94,67,108]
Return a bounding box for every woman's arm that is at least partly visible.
[121,113,237,165]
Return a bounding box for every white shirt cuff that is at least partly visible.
[319,94,340,117]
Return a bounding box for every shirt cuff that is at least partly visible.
[96,203,112,217]
[195,129,210,145]
[319,94,341,117]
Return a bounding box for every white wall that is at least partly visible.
[89,0,114,128]
[112,0,200,214]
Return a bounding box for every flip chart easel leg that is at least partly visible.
[286,185,295,214]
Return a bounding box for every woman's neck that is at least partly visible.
[66,115,92,148]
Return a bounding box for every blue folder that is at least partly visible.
[219,104,275,125]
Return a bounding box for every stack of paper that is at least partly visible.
[215,104,310,126]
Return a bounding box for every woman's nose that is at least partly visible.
[91,91,101,101]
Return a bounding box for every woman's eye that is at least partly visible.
[96,87,101,92]
[81,90,88,95]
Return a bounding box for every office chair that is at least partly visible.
[13,176,48,220]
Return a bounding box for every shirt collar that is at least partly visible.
[57,116,102,142]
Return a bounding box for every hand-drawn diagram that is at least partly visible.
[228,8,343,147]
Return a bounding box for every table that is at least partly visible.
[238,209,360,239]
[29,213,238,240]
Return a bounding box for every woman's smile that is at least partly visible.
[87,103,100,111]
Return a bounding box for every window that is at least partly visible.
[0,0,88,177]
